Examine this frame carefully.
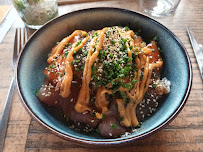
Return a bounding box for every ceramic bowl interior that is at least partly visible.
[17,7,192,147]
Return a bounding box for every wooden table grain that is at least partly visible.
[0,0,203,151]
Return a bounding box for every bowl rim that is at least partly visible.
[16,7,192,147]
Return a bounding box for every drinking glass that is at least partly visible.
[139,0,181,17]
[12,0,58,29]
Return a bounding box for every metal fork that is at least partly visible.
[0,27,28,152]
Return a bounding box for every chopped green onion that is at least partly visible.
[122,38,127,44]
[119,74,125,78]
[153,36,158,41]
[152,84,157,88]
[78,48,82,52]
[125,26,130,31]
[112,124,117,129]
[102,114,106,120]
[81,65,84,70]
[128,58,133,62]
[73,51,77,55]
[64,51,68,58]
[76,41,82,46]
[132,79,137,85]
[111,40,116,44]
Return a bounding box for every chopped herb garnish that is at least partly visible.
[76,59,80,63]
[140,74,143,80]
[35,90,39,97]
[96,129,100,134]
[119,117,124,122]
[128,58,133,62]
[120,91,128,104]
[78,48,82,52]
[64,51,69,58]
[110,54,113,58]
[132,79,137,85]
[152,84,157,88]
[119,74,125,78]
[76,41,82,47]
[153,36,158,41]
[84,50,89,56]
[117,60,122,64]
[122,38,127,44]
[73,51,77,55]
[122,83,133,89]
[80,65,84,70]
[111,40,116,44]
[158,47,163,53]
[92,32,98,38]
[123,56,129,63]
[112,124,117,129]
[125,26,130,31]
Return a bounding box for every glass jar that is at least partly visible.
[12,0,58,29]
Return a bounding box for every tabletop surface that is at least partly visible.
[0,0,203,151]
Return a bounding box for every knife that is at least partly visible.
[186,27,203,81]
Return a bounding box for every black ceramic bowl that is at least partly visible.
[17,7,192,147]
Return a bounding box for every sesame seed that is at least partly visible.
[45,94,50,97]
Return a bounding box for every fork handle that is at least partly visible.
[0,77,15,152]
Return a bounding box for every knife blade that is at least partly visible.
[186,27,203,81]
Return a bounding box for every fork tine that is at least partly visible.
[18,27,28,56]
[24,27,28,44]
[19,28,23,55]
[13,28,19,67]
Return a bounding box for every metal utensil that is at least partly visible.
[0,27,28,152]
[186,27,203,81]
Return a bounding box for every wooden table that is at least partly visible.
[0,0,203,151]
